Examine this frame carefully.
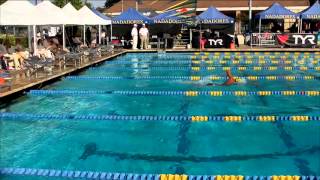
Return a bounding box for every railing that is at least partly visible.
[250,33,278,47]
[250,32,320,48]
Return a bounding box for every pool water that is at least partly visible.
[0,52,320,177]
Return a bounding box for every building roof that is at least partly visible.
[102,0,310,15]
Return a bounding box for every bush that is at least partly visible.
[0,34,28,48]
[0,34,16,47]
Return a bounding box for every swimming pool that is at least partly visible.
[0,52,320,178]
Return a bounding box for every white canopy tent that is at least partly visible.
[0,0,38,25]
[1,0,111,54]
[78,6,111,25]
[35,0,66,25]
[0,0,41,54]
[62,3,83,25]
[78,6,111,45]
[36,0,69,50]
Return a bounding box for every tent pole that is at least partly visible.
[62,24,66,50]
[83,25,86,46]
[189,28,192,48]
[199,24,202,51]
[258,18,261,46]
[110,24,113,44]
[259,18,261,34]
[99,25,102,44]
[28,25,32,50]
[33,25,37,56]
[249,0,252,33]
[300,18,303,33]
[13,26,16,36]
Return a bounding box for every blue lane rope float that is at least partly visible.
[102,60,318,65]
[0,168,319,180]
[28,90,320,96]
[89,66,320,71]
[65,75,319,81]
[0,113,319,122]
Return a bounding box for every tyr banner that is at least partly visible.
[276,34,318,47]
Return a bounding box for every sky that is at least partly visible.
[87,0,105,8]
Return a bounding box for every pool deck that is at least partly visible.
[1,47,319,100]
[0,50,125,99]
[127,47,320,52]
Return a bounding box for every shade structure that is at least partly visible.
[300,1,320,20]
[61,3,83,25]
[35,0,67,25]
[91,8,112,22]
[153,10,182,24]
[196,6,234,24]
[255,3,298,19]
[78,6,111,25]
[0,0,38,25]
[112,8,152,24]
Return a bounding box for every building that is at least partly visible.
[102,0,310,33]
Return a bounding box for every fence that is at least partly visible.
[250,33,278,46]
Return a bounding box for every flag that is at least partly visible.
[164,0,197,21]
[164,0,197,12]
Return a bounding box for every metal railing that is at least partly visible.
[250,33,278,47]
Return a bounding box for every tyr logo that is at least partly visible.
[208,39,223,46]
[292,35,316,45]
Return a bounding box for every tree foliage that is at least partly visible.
[104,0,120,8]
[53,0,85,10]
[0,0,7,5]
[53,0,65,8]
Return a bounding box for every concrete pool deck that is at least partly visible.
[1,47,319,100]
[0,50,125,99]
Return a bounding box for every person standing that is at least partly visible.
[91,27,97,47]
[139,24,149,49]
[131,24,138,49]
[101,29,106,45]
[85,27,91,47]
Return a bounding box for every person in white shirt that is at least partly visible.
[131,24,138,49]
[101,29,106,45]
[139,24,149,49]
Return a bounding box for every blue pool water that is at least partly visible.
[0,52,320,177]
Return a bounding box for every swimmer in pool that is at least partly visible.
[207,69,237,86]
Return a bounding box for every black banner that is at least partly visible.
[276,34,318,48]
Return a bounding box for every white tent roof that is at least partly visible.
[61,3,84,25]
[0,0,38,25]
[0,0,110,26]
[78,6,111,25]
[35,0,67,25]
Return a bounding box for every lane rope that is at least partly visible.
[1,167,317,180]
[65,75,319,81]
[89,66,320,71]
[0,113,318,122]
[28,90,320,96]
[102,60,318,65]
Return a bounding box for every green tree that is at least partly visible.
[53,0,84,9]
[0,0,7,5]
[53,0,66,8]
[70,0,83,10]
[104,0,120,8]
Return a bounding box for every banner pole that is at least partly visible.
[259,18,261,46]
[83,25,86,46]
